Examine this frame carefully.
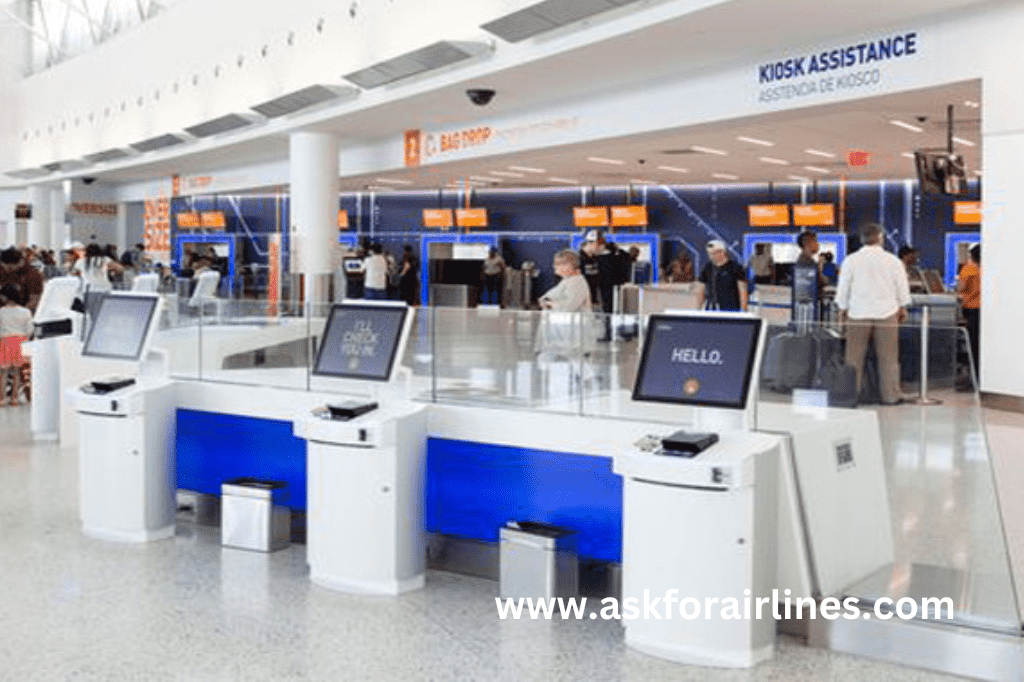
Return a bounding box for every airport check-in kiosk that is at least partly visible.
[614,313,781,668]
[66,293,177,543]
[23,276,81,441]
[293,302,428,595]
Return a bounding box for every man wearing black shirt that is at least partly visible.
[698,240,747,312]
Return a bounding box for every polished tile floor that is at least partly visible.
[1,400,1016,681]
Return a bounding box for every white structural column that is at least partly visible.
[28,185,51,249]
[289,131,340,305]
[49,185,67,250]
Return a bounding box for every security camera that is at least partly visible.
[466,89,496,106]
[82,177,96,185]
[916,116,928,123]
[637,159,646,165]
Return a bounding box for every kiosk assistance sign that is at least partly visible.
[757,31,918,104]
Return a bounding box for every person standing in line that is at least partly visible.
[957,244,981,381]
[0,285,32,406]
[398,245,420,307]
[666,252,695,283]
[835,222,912,406]
[749,243,774,285]
[480,247,506,306]
[363,243,388,300]
[697,240,747,312]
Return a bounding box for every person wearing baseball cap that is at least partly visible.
[697,240,747,312]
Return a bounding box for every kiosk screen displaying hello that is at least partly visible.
[82,295,158,361]
[313,304,408,382]
[632,315,762,409]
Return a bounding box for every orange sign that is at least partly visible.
[404,130,422,167]
[954,201,982,224]
[846,149,871,167]
[610,205,648,227]
[747,204,790,227]
[455,208,488,228]
[267,234,281,318]
[793,203,835,226]
[200,211,226,229]
[338,210,349,229]
[172,174,180,197]
[573,206,609,228]
[176,211,200,228]
[422,208,454,229]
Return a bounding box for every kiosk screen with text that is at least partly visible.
[633,316,761,409]
[82,295,158,360]
[313,304,408,381]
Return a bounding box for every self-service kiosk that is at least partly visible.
[66,292,176,543]
[614,313,782,668]
[293,301,428,595]
[22,276,81,441]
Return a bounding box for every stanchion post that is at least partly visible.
[913,304,942,406]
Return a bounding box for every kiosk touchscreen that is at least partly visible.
[313,302,410,383]
[80,293,162,392]
[633,314,762,411]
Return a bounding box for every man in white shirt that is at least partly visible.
[363,243,388,300]
[835,223,912,405]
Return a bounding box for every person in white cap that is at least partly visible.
[698,240,747,312]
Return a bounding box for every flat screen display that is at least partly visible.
[82,294,159,361]
[313,304,409,382]
[632,314,762,409]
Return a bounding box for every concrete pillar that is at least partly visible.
[289,131,340,306]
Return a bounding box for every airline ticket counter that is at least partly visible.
[63,302,894,669]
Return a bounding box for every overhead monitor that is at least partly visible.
[632,313,763,410]
[915,150,969,195]
[748,204,789,227]
[313,302,410,382]
[82,293,161,361]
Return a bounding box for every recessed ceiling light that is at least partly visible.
[629,178,654,185]
[470,175,501,183]
[788,175,811,182]
[711,172,739,180]
[736,136,774,147]
[890,119,924,133]
[804,148,836,158]
[952,136,975,147]
[901,152,917,159]
[547,177,579,185]
[964,100,980,108]
[490,170,525,178]
[374,177,413,185]
[508,165,546,173]
[804,166,831,174]
[587,156,625,165]
[657,165,689,173]
[364,185,396,192]
[691,145,728,156]
[759,157,789,165]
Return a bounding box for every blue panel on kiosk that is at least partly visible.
[176,409,307,510]
[426,438,623,563]
[944,232,980,287]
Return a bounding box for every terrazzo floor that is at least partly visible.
[0,403,1005,682]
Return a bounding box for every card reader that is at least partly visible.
[660,430,719,457]
[325,400,378,421]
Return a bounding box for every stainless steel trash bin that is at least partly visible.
[499,521,578,600]
[221,478,290,552]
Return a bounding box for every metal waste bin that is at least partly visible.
[221,478,290,552]
[499,521,578,600]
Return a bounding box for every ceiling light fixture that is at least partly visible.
[490,170,525,178]
[736,136,775,146]
[759,157,789,165]
[508,165,546,173]
[952,136,975,147]
[547,177,579,185]
[587,156,625,165]
[374,177,413,185]
[470,175,502,183]
[804,166,831,174]
[889,119,924,133]
[901,152,917,159]
[804,148,836,158]
[691,145,728,156]
[657,165,689,173]
[711,172,739,180]
[629,178,654,185]
[788,175,811,182]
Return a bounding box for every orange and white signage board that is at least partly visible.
[144,196,171,258]
[748,204,790,227]
[573,206,609,228]
[455,208,488,228]
[338,210,350,229]
[176,212,200,228]
[200,211,226,229]
[954,201,981,225]
[610,205,648,227]
[422,209,454,229]
[793,203,835,226]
